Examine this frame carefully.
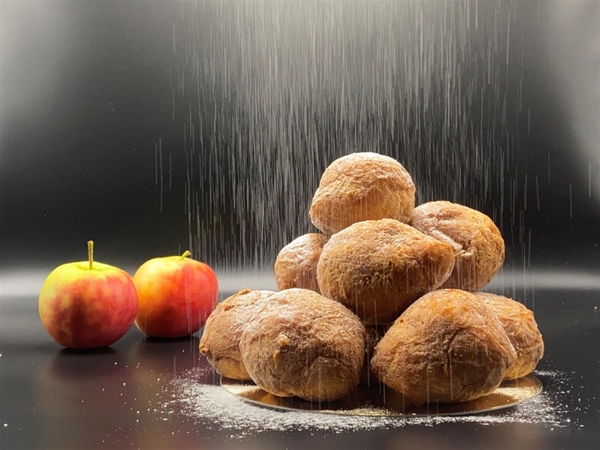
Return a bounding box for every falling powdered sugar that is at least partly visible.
[162,367,572,438]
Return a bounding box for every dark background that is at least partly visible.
[1,0,598,275]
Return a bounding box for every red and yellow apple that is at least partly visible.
[132,251,218,339]
[38,241,138,349]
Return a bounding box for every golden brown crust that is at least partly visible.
[316,219,455,325]
[199,289,275,380]
[371,289,517,406]
[309,152,416,236]
[475,292,544,380]
[239,288,365,402]
[274,233,329,293]
[409,201,505,292]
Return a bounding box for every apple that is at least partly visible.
[132,250,218,339]
[38,241,138,349]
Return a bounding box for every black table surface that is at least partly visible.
[1,282,599,450]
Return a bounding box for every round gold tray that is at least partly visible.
[221,374,542,416]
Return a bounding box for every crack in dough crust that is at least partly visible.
[409,201,505,292]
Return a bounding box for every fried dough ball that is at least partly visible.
[199,289,275,380]
[475,292,544,380]
[309,152,416,236]
[409,201,505,292]
[239,288,365,402]
[316,219,455,325]
[274,233,329,293]
[371,289,517,406]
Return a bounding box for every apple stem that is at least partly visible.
[88,240,94,270]
[181,250,192,260]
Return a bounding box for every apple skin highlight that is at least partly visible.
[39,262,139,349]
[133,252,218,339]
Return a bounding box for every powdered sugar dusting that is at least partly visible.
[162,367,573,438]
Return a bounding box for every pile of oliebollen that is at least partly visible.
[200,152,544,407]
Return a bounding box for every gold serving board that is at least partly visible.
[221,374,542,416]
